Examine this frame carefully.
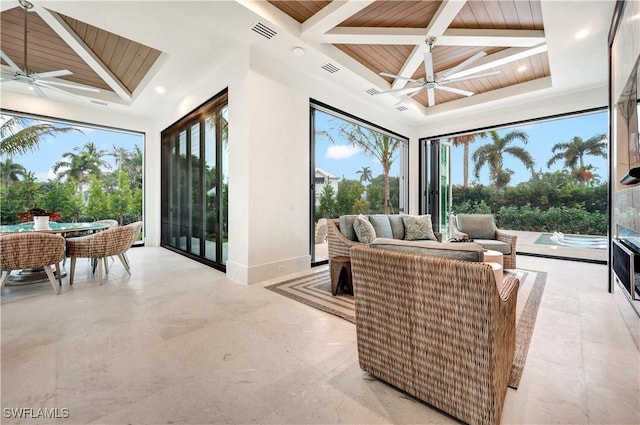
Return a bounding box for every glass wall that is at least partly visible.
[310,102,409,264]
[161,90,228,270]
[422,109,608,262]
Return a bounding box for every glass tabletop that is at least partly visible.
[0,222,109,234]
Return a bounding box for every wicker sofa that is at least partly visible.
[350,244,519,425]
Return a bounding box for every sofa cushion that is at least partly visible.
[456,214,497,240]
[339,215,358,241]
[475,239,512,255]
[353,215,377,243]
[370,238,484,262]
[368,215,394,239]
[388,215,405,240]
[402,214,438,241]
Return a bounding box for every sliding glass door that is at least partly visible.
[161,90,228,270]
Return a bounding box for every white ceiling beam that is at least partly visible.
[441,44,548,79]
[301,0,376,38]
[322,28,545,47]
[391,0,466,89]
[33,5,132,103]
[438,29,545,47]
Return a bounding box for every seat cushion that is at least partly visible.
[368,215,394,239]
[474,239,512,255]
[353,215,377,243]
[456,214,497,240]
[370,238,484,262]
[402,214,438,241]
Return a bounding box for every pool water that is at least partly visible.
[534,232,608,250]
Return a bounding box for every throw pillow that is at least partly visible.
[402,214,438,241]
[353,215,377,243]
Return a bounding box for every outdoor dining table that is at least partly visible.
[0,221,109,235]
[0,222,110,285]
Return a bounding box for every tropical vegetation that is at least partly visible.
[0,117,143,226]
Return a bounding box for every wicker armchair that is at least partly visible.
[65,224,137,285]
[0,233,66,294]
[351,245,519,425]
[450,214,518,269]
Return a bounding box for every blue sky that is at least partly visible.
[3,116,142,181]
[315,109,608,186]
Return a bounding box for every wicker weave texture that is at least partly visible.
[0,233,65,270]
[66,225,136,258]
[351,245,518,425]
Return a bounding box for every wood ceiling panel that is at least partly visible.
[336,44,413,78]
[61,13,161,93]
[0,7,111,90]
[339,0,441,28]
[267,1,332,23]
[450,1,543,30]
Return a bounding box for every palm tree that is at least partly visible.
[338,125,400,214]
[0,158,27,194]
[356,166,373,185]
[472,130,535,190]
[449,132,487,187]
[0,116,80,156]
[546,133,607,184]
[52,141,111,192]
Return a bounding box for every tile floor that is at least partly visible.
[1,247,638,424]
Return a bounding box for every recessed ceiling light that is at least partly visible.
[292,47,305,56]
[155,86,166,94]
[517,65,528,72]
[575,29,589,40]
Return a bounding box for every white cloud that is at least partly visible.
[326,145,360,160]
[34,170,57,182]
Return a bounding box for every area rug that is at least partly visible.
[265,267,546,389]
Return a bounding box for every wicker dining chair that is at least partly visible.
[0,232,66,294]
[65,224,137,285]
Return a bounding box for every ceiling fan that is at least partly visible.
[0,0,99,100]
[375,37,500,107]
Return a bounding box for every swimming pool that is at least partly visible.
[534,232,608,250]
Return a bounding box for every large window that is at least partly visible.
[424,109,608,262]
[0,112,144,234]
[310,102,408,263]
[161,90,228,270]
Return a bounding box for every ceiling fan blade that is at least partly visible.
[37,79,100,92]
[437,51,487,82]
[375,84,424,96]
[436,85,474,97]
[0,77,16,83]
[31,84,47,98]
[379,72,422,83]
[427,88,435,107]
[424,51,435,82]
[394,88,424,107]
[0,50,25,75]
[30,69,73,79]
[440,70,500,84]
[34,81,87,101]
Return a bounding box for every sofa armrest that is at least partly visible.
[449,215,469,240]
[327,219,362,258]
[496,229,517,252]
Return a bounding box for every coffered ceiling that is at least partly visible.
[268,0,550,109]
[0,1,615,122]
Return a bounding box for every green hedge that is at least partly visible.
[452,178,607,235]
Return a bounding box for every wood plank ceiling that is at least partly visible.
[0,6,161,99]
[268,0,549,109]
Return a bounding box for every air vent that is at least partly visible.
[250,21,277,40]
[395,105,408,111]
[321,63,340,74]
[365,88,380,96]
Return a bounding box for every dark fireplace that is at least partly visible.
[613,226,640,315]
